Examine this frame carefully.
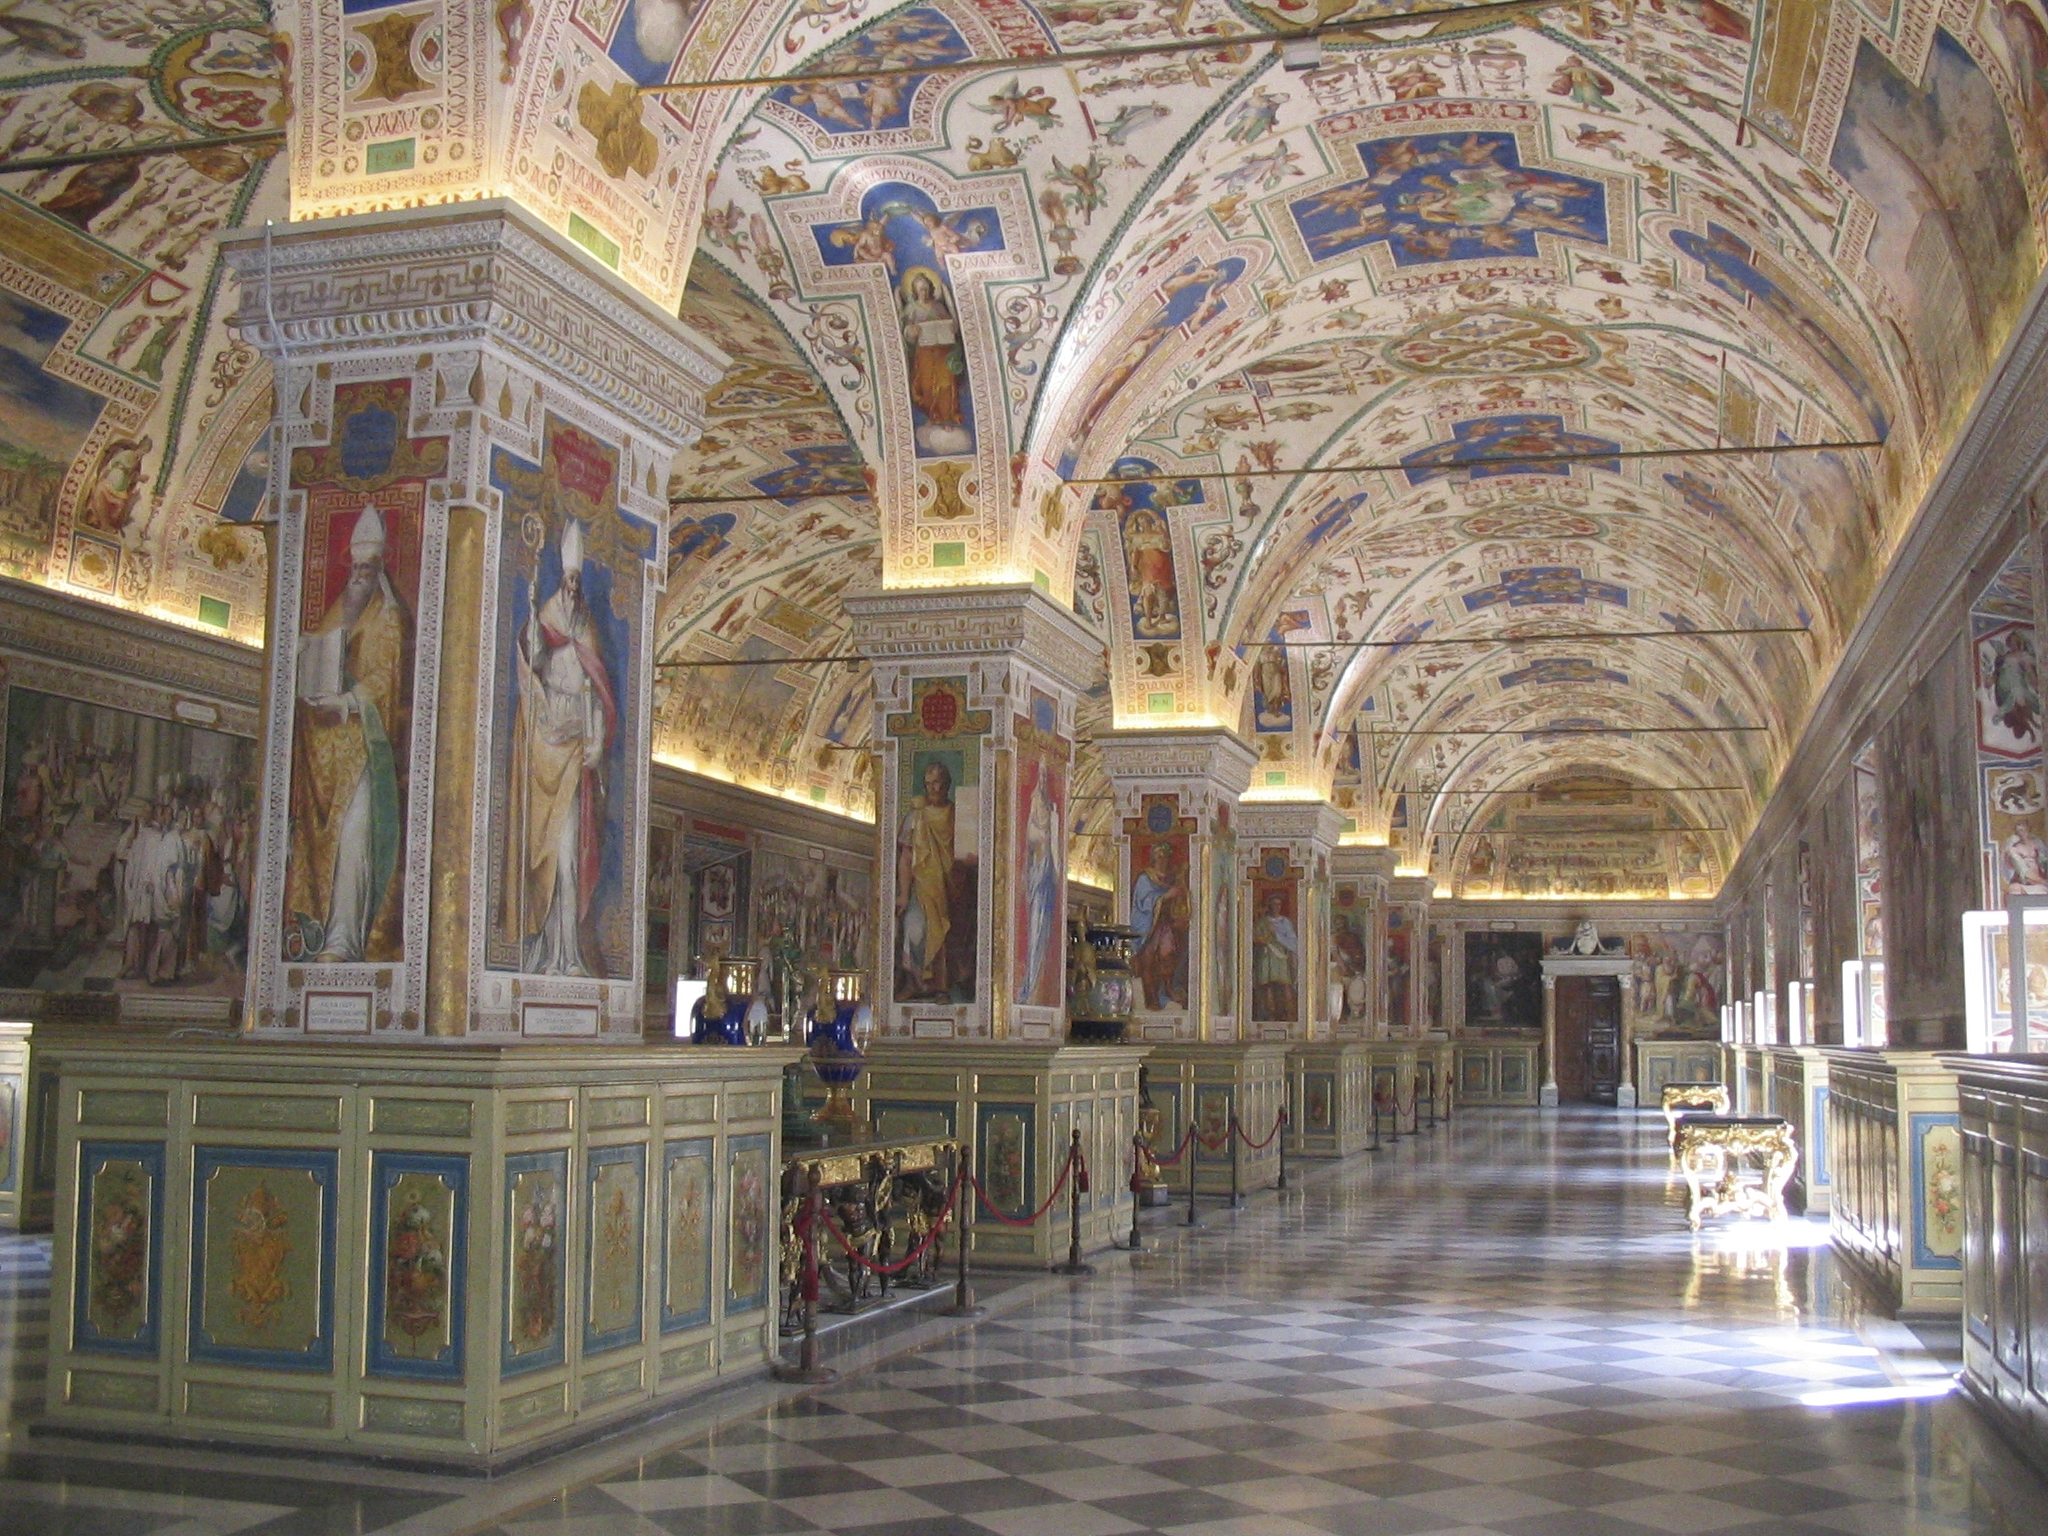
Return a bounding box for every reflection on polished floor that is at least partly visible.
[4,1108,2045,1536]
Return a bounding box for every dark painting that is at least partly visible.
[1464,931,1542,1031]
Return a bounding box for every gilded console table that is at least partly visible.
[1661,1082,1729,1146]
[779,1135,957,1320]
[1673,1115,1799,1230]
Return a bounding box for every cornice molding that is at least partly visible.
[0,578,264,711]
[1724,265,2048,907]
[1096,727,1257,792]
[220,200,727,449]
[1237,799,1347,847]
[843,584,1104,692]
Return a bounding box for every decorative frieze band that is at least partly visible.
[220,201,726,450]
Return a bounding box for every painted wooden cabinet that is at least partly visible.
[1944,1054,2048,1482]
[1634,1039,1724,1101]
[1287,1043,1374,1158]
[43,1034,798,1468]
[1454,1040,1540,1106]
[1766,1047,1832,1215]
[1824,1050,1961,1316]
[1130,1043,1287,1199]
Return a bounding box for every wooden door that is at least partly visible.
[1554,976,1622,1103]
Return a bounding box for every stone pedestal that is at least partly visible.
[220,202,721,1041]
[1098,730,1257,1043]
[1942,1054,2048,1480]
[1824,1050,1962,1316]
[1766,1045,1832,1214]
[1419,1039,1455,1121]
[42,1034,795,1466]
[846,588,1098,1044]
[1142,1043,1289,1196]
[1286,1042,1373,1158]
[849,1042,1145,1265]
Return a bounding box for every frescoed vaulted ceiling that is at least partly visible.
[5,0,2046,896]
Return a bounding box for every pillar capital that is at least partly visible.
[225,205,718,1040]
[1238,799,1348,849]
[222,200,725,454]
[844,583,1101,691]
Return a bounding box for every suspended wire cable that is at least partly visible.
[634,1,1565,95]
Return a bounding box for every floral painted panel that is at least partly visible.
[725,1134,771,1313]
[662,1138,713,1333]
[585,1144,645,1353]
[503,1148,568,1375]
[189,1148,335,1370]
[366,1152,466,1381]
[976,1102,1033,1219]
[1913,1114,1964,1271]
[73,1140,163,1356]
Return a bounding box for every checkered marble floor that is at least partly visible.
[4,1108,2046,1536]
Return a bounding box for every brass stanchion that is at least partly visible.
[1229,1112,1242,1208]
[1277,1108,1289,1191]
[773,1164,837,1383]
[943,1143,983,1317]
[1050,1128,1095,1275]
[1184,1131,1203,1227]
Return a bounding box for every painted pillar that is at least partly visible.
[846,587,1097,1042]
[1540,971,1560,1108]
[1331,847,1394,1039]
[1386,874,1433,1036]
[1239,802,1346,1042]
[222,202,722,1038]
[1097,730,1258,1043]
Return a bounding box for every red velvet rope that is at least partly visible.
[971,1141,1080,1227]
[816,1161,970,1276]
[1234,1108,1289,1150]
[1145,1122,1201,1168]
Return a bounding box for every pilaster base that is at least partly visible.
[1142,1043,1289,1195]
[44,1035,796,1467]
[1539,1083,1560,1108]
[1367,1041,1422,1136]
[1615,1083,1638,1109]
[852,1043,1146,1267]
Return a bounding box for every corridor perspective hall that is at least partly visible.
[6,0,2048,1531]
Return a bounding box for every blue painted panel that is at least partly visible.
[503,1147,569,1377]
[1909,1112,1963,1272]
[660,1137,714,1334]
[73,1140,165,1358]
[584,1143,646,1355]
[366,1151,468,1381]
[1810,1085,1830,1187]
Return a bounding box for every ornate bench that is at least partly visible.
[1661,1081,1730,1147]
[1672,1114,1799,1231]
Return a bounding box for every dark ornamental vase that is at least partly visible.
[808,993,873,1132]
[1067,922,1138,1044]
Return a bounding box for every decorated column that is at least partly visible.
[1330,847,1393,1038]
[1238,802,1346,1043]
[846,586,1097,1041]
[222,201,724,1038]
[1097,729,1257,1043]
[1385,875,1433,1036]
